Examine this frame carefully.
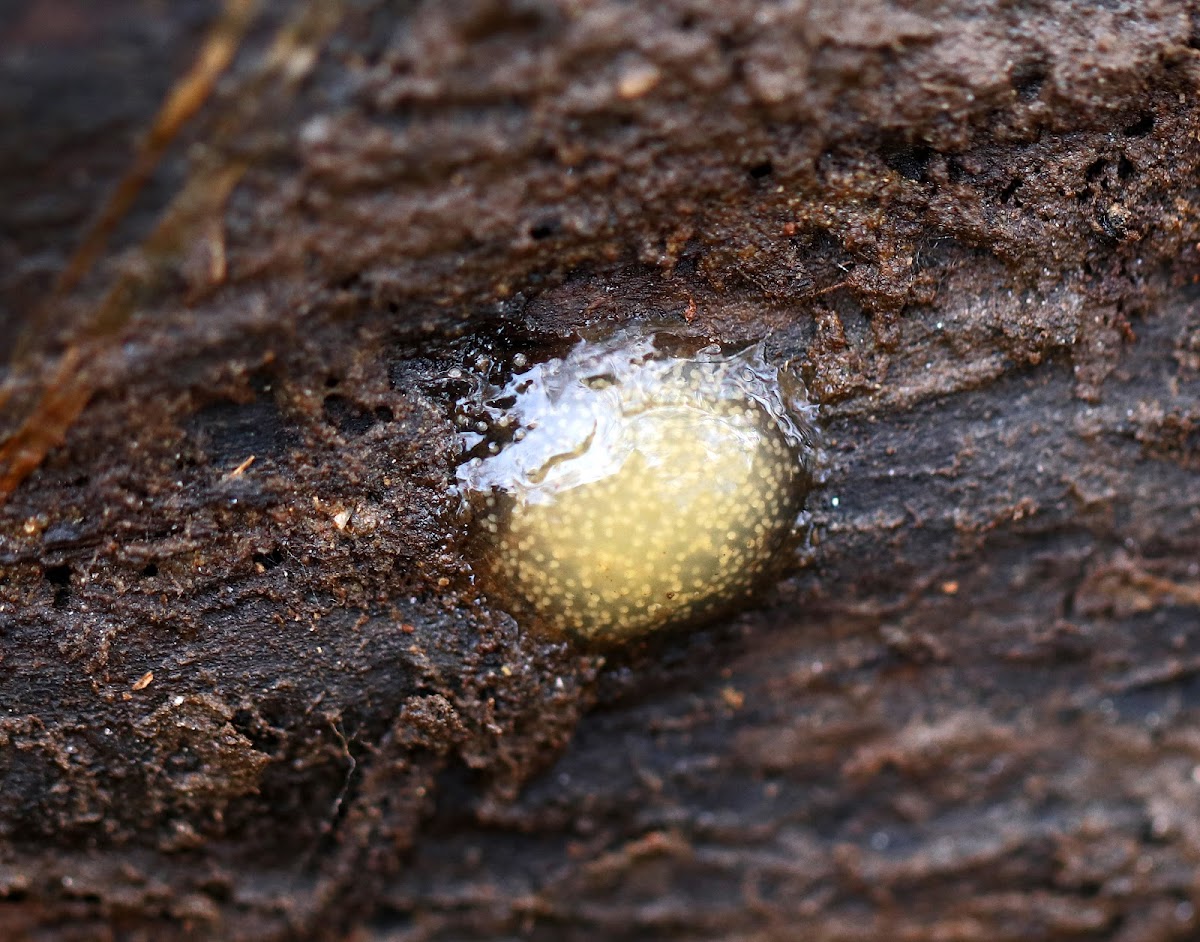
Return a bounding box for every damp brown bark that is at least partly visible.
[2,1,1200,940]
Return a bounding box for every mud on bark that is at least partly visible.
[2,1,1200,940]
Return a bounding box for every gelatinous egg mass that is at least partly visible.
[456,331,818,643]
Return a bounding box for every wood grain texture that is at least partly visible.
[2,1,1199,939]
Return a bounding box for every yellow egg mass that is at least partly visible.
[457,332,817,643]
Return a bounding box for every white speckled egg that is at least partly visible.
[456,331,818,643]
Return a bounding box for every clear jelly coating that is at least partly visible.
[456,331,819,643]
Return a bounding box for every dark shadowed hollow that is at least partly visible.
[2,1,1200,940]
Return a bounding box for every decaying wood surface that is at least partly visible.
[2,1,1200,939]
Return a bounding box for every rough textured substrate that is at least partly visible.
[2,1,1200,939]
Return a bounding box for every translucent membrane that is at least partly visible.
[456,331,819,643]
